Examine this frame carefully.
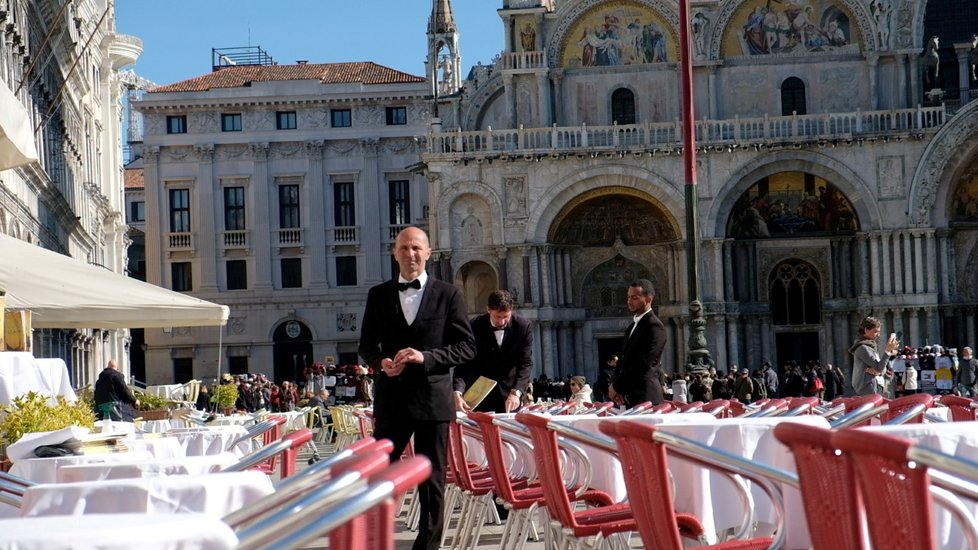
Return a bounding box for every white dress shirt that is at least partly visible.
[398,271,428,325]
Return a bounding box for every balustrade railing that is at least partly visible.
[166,232,193,250]
[223,230,247,248]
[276,228,303,246]
[328,226,359,245]
[426,106,947,156]
[499,50,547,71]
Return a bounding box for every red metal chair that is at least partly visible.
[832,428,938,550]
[278,428,313,478]
[679,400,704,412]
[255,415,287,474]
[883,393,934,423]
[446,418,498,549]
[773,422,866,550]
[703,399,731,417]
[784,396,820,415]
[600,419,769,550]
[940,394,978,421]
[516,411,640,549]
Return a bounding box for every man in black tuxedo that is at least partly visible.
[454,289,533,413]
[358,226,475,550]
[609,279,667,406]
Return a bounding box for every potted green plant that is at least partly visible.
[0,391,96,470]
[210,384,239,415]
[135,392,174,421]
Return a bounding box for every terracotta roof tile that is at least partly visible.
[149,62,425,93]
[124,167,144,188]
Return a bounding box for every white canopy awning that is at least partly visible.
[0,234,229,329]
[0,83,39,171]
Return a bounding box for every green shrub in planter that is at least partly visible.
[0,391,96,447]
[210,384,239,412]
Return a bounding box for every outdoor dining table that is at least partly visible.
[0,352,76,404]
[0,513,238,550]
[19,470,274,517]
[9,450,156,484]
[859,420,978,549]
[56,452,237,482]
[122,434,184,459]
[167,424,252,457]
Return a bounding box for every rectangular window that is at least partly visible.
[334,181,355,227]
[221,113,242,132]
[226,260,247,290]
[336,256,357,286]
[166,115,186,134]
[169,189,190,232]
[171,262,192,292]
[276,111,297,130]
[173,358,193,383]
[130,201,145,222]
[331,109,352,128]
[386,106,407,125]
[223,186,245,230]
[228,356,249,376]
[278,184,300,229]
[281,258,302,288]
[388,180,410,225]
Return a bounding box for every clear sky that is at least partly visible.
[115,0,504,87]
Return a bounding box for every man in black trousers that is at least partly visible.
[454,289,533,413]
[609,279,668,407]
[359,226,476,550]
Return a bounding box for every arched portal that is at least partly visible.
[457,261,497,315]
[769,259,822,369]
[272,320,313,384]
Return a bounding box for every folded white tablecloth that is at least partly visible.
[0,513,237,549]
[167,424,252,457]
[0,352,76,406]
[10,451,156,484]
[21,470,274,517]
[56,452,238,482]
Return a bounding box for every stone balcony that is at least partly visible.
[426,106,946,159]
[327,226,360,246]
[499,50,548,71]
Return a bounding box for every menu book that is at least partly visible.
[463,376,498,409]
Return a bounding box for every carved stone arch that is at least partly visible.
[462,75,505,130]
[454,260,498,315]
[436,180,503,247]
[767,258,823,325]
[708,0,877,60]
[527,164,684,243]
[546,0,679,68]
[958,234,978,302]
[905,0,929,50]
[909,98,978,227]
[709,149,881,238]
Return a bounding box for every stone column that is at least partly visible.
[562,250,573,306]
[925,307,938,345]
[867,233,880,295]
[552,247,565,306]
[708,65,719,120]
[521,247,533,306]
[250,143,273,290]
[913,231,925,295]
[908,53,921,106]
[903,231,915,294]
[193,145,218,291]
[954,41,975,97]
[556,321,571,378]
[880,232,893,295]
[528,247,541,307]
[966,309,976,346]
[931,231,944,296]
[540,320,555,377]
[549,70,564,126]
[572,321,585,378]
[726,315,740,371]
[855,234,869,295]
[908,307,921,346]
[722,239,734,300]
[539,246,553,307]
[360,138,384,285]
[142,147,163,286]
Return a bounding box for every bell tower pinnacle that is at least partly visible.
[427,0,461,100]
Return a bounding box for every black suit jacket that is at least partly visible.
[359,277,476,422]
[613,309,667,405]
[454,313,533,410]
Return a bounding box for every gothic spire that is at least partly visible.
[429,0,457,35]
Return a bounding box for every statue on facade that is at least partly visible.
[692,12,710,58]
[870,0,892,50]
[922,35,941,90]
[970,34,978,82]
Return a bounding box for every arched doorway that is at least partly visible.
[272,320,313,384]
[770,259,822,368]
[457,261,497,315]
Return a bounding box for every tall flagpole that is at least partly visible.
[679,0,712,374]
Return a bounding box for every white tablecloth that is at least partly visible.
[9,451,156,484]
[168,424,252,457]
[0,513,238,550]
[56,452,238,482]
[278,410,309,431]
[21,470,274,517]
[121,435,185,459]
[859,421,978,549]
[0,352,76,404]
[210,414,256,426]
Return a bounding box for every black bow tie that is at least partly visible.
[398,279,421,291]
[493,326,506,332]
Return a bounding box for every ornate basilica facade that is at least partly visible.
[423,0,978,382]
